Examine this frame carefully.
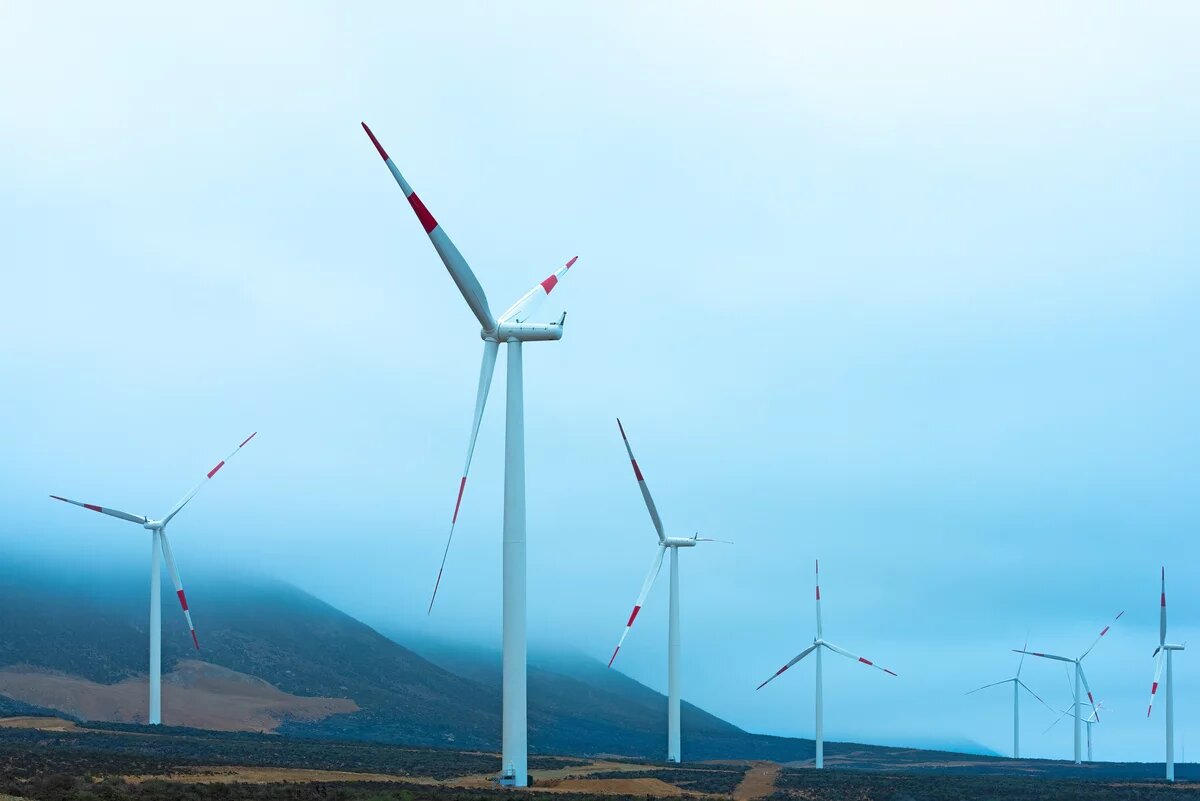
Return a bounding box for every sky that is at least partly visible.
[2,0,1199,762]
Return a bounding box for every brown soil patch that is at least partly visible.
[123,766,429,785]
[0,716,80,732]
[551,777,688,796]
[0,660,357,731]
[733,762,779,800]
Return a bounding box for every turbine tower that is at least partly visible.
[50,432,256,725]
[1148,567,1185,782]
[755,560,897,769]
[1016,610,1123,764]
[362,123,578,787]
[965,638,1055,758]
[606,419,722,763]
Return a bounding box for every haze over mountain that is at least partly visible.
[0,558,994,761]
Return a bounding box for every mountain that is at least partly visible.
[0,559,809,760]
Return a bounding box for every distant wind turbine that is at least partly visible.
[361,122,580,787]
[965,637,1055,758]
[49,432,256,725]
[1016,610,1123,764]
[755,560,897,769]
[1045,669,1106,762]
[1148,567,1185,782]
[606,419,725,763]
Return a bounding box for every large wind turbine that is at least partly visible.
[49,432,256,725]
[965,638,1055,758]
[756,560,897,769]
[362,123,578,787]
[1016,610,1123,764]
[606,419,722,763]
[1148,567,1185,782]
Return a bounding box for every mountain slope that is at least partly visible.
[0,560,810,759]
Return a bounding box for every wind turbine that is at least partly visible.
[1045,670,1107,762]
[362,123,578,787]
[49,432,256,725]
[755,560,897,769]
[965,638,1055,758]
[1016,610,1123,764]
[605,419,723,763]
[1148,567,1185,782]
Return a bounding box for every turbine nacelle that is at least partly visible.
[488,316,566,343]
[142,520,164,531]
[665,537,698,548]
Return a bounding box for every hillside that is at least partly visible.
[0,560,945,763]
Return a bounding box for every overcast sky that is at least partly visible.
[2,1,1199,762]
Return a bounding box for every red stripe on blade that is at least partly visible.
[451,476,467,524]
[207,461,225,479]
[608,646,620,668]
[626,605,641,627]
[84,504,103,513]
[565,256,578,268]
[859,657,873,666]
[361,122,389,161]
[1152,682,1159,694]
[191,631,200,650]
[815,586,821,600]
[408,193,437,233]
[1162,593,1167,607]
[541,274,559,294]
[1100,626,1110,637]
[631,460,644,481]
[176,590,189,612]
[240,432,257,448]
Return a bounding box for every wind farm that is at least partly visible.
[3,3,1199,801]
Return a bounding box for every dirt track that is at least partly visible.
[733,762,780,800]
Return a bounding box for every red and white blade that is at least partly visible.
[615,419,666,543]
[159,531,198,650]
[1080,610,1124,659]
[815,559,823,639]
[162,432,257,526]
[498,256,579,324]
[756,644,818,690]
[361,122,495,332]
[49,495,147,525]
[824,641,898,676]
[428,341,499,615]
[1147,650,1165,717]
[607,545,666,667]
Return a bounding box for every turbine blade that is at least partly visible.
[159,531,198,649]
[361,122,496,333]
[607,544,667,667]
[428,340,499,614]
[1017,633,1029,677]
[1147,650,1166,718]
[1016,678,1056,713]
[498,256,579,324]
[615,419,666,543]
[965,678,1010,695]
[49,495,146,525]
[1077,664,1101,722]
[1080,610,1124,660]
[161,433,257,526]
[815,559,823,639]
[823,641,898,676]
[1013,649,1073,663]
[1043,706,1073,735]
[756,644,818,691]
[1160,566,1167,648]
